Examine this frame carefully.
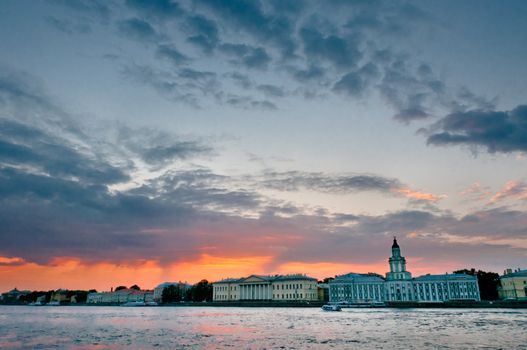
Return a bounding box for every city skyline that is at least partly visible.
[1,0,526,291]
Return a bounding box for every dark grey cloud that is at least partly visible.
[425,104,527,153]
[117,17,160,42]
[47,0,495,124]
[198,0,297,57]
[0,119,128,185]
[225,95,278,110]
[289,64,326,83]
[186,15,220,54]
[121,64,201,106]
[125,0,184,19]
[260,171,399,194]
[300,26,362,70]
[156,44,190,66]
[117,126,213,166]
[333,63,379,97]
[219,43,271,70]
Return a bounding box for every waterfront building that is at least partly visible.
[0,288,30,303]
[317,283,330,302]
[329,238,481,303]
[498,268,527,300]
[413,274,480,302]
[385,238,414,302]
[87,289,154,304]
[50,289,70,303]
[213,278,240,301]
[329,273,385,303]
[213,274,318,302]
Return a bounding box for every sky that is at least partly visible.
[0,0,526,292]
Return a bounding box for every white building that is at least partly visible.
[329,273,385,303]
[329,238,480,303]
[498,269,527,300]
[213,274,318,302]
[87,289,154,304]
[413,273,480,302]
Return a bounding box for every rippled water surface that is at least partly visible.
[0,306,526,349]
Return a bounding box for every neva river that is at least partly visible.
[0,306,525,349]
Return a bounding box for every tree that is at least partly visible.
[115,286,127,291]
[161,285,181,303]
[454,268,500,300]
[190,279,213,302]
[129,285,141,291]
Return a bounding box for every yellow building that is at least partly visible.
[499,269,527,300]
[213,274,318,302]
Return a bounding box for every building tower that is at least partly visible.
[385,237,413,301]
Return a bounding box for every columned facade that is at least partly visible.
[329,238,481,303]
[213,274,318,302]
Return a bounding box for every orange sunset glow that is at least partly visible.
[0,253,463,292]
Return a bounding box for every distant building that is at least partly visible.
[317,283,330,302]
[1,288,31,303]
[329,273,385,303]
[50,289,70,303]
[87,289,154,304]
[498,269,527,300]
[329,238,480,304]
[153,282,191,302]
[213,274,318,302]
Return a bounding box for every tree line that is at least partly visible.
[161,279,212,303]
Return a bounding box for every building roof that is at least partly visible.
[214,278,243,284]
[501,269,527,278]
[214,274,317,284]
[331,273,385,283]
[414,273,477,281]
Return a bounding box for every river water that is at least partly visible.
[0,306,525,349]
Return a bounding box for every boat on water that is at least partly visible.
[322,304,342,311]
[28,301,45,306]
[47,301,60,306]
[121,300,159,307]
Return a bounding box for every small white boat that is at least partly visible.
[47,301,60,306]
[28,301,44,306]
[322,304,342,311]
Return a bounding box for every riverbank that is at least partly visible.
[3,300,527,308]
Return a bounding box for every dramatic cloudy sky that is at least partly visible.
[1,0,526,291]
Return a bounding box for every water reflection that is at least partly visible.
[0,306,525,349]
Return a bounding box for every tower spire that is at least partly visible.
[392,236,399,249]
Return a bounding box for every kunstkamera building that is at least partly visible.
[329,238,481,303]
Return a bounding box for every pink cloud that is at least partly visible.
[488,180,527,204]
